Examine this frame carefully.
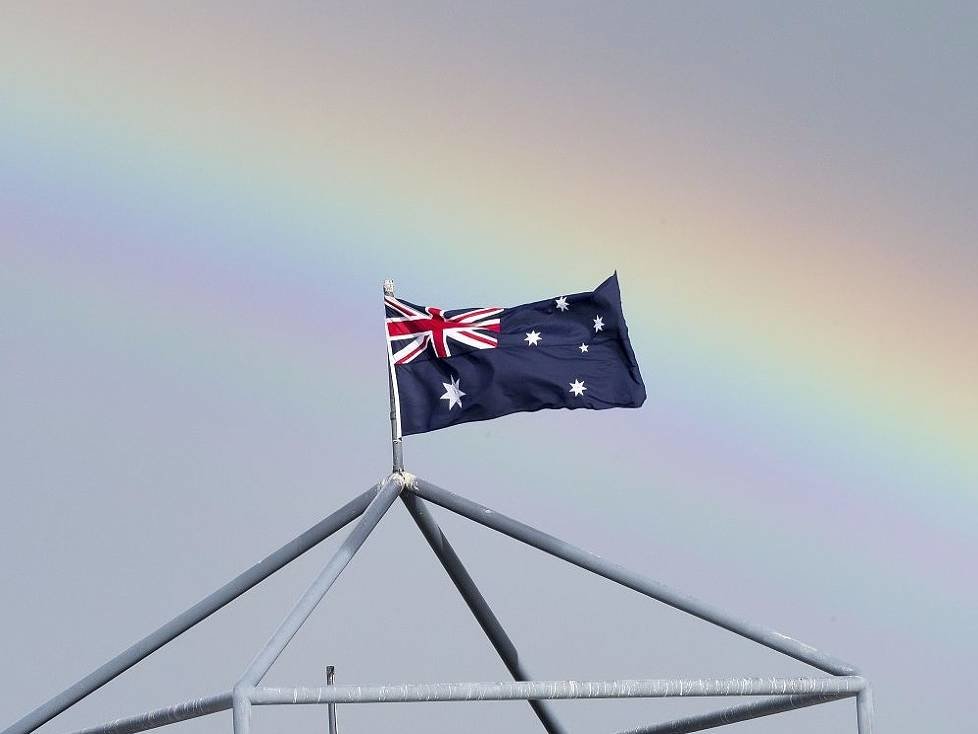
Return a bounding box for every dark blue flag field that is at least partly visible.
[385,274,646,435]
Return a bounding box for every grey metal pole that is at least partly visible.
[2,488,377,734]
[325,666,337,734]
[856,686,874,733]
[383,279,404,473]
[250,676,865,705]
[409,478,859,676]
[615,692,851,734]
[402,493,568,734]
[238,474,403,688]
[63,693,232,734]
[231,690,250,734]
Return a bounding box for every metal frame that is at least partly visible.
[324,666,337,734]
[4,473,874,734]
[402,491,568,734]
[2,488,377,734]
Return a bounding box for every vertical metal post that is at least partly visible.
[383,279,404,473]
[856,686,874,733]
[231,688,251,734]
[325,667,337,734]
[402,493,568,734]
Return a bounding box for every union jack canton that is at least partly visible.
[385,297,503,364]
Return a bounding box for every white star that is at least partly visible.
[440,376,465,410]
[555,296,569,311]
[569,379,587,397]
[579,343,589,353]
[524,330,542,346]
[593,315,604,332]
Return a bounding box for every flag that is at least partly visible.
[385,274,646,435]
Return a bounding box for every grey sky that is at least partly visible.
[2,3,976,733]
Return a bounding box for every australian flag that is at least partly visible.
[385,274,646,435]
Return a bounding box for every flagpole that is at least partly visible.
[383,279,404,473]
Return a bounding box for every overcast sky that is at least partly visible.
[2,3,976,733]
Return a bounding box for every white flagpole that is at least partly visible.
[383,279,404,473]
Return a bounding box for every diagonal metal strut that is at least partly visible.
[7,473,871,734]
[1,487,378,734]
[408,477,859,676]
[238,475,404,688]
[614,691,852,733]
[402,492,569,734]
[233,474,404,734]
[64,693,232,734]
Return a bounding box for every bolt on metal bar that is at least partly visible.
[409,478,859,676]
[250,676,865,705]
[2,488,377,734]
[62,692,231,734]
[238,475,403,687]
[615,691,851,734]
[402,493,569,734]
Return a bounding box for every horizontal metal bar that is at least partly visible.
[617,691,851,734]
[409,478,859,676]
[250,676,865,705]
[64,693,231,734]
[3,487,377,734]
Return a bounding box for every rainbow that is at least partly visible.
[3,6,974,594]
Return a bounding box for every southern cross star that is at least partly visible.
[440,376,465,410]
[569,379,587,397]
[579,343,589,353]
[593,315,604,332]
[555,296,569,311]
[524,330,542,346]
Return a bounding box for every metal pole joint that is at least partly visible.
[231,686,254,734]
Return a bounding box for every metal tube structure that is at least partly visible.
[383,278,404,473]
[231,690,250,734]
[250,676,865,705]
[616,692,851,734]
[63,693,231,734]
[325,666,337,734]
[238,475,404,687]
[2,488,377,734]
[409,478,858,676]
[402,493,568,734]
[54,680,860,734]
[856,687,874,733]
